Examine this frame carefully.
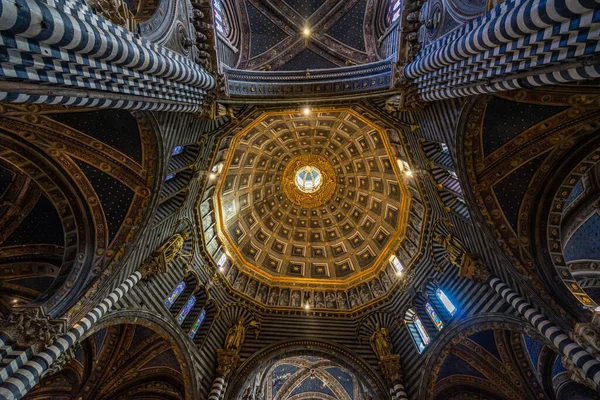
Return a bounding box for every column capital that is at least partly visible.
[385,64,426,112]
[378,354,403,384]
[0,306,67,353]
[570,313,600,361]
[216,349,240,378]
[43,345,78,378]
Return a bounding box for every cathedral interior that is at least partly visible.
[0,0,600,399]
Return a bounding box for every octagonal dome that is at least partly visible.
[203,106,427,312]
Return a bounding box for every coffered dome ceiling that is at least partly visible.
[203,106,428,312]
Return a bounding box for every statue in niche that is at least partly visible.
[370,323,393,360]
[407,226,419,244]
[279,289,290,306]
[158,231,188,263]
[268,288,279,305]
[223,317,260,354]
[325,292,336,308]
[246,279,258,297]
[380,272,391,289]
[234,274,247,291]
[315,292,325,308]
[291,290,301,307]
[337,291,348,309]
[140,231,189,279]
[371,280,384,297]
[256,284,268,303]
[226,266,238,283]
[224,317,246,352]
[349,289,360,308]
[359,284,372,302]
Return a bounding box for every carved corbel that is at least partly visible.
[385,65,426,112]
[216,348,240,378]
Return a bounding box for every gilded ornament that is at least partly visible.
[282,154,336,208]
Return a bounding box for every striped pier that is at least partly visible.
[0,271,143,400]
[488,275,600,390]
[404,0,600,100]
[208,375,225,400]
[0,0,215,111]
[391,380,409,399]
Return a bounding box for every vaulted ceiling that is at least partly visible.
[202,104,428,312]
[237,0,380,70]
[25,324,187,400]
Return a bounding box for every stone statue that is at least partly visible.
[224,317,247,353]
[370,323,393,360]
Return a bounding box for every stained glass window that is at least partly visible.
[165,282,185,308]
[414,314,430,347]
[177,296,196,325]
[425,302,443,330]
[436,288,456,315]
[389,255,404,275]
[213,0,229,36]
[387,0,402,24]
[171,146,184,155]
[165,173,176,181]
[189,309,206,339]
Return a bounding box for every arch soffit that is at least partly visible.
[226,338,388,400]
[83,308,199,400]
[454,89,600,319]
[418,313,545,400]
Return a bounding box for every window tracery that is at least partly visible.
[189,309,206,339]
[213,0,230,36]
[165,281,185,308]
[425,302,443,330]
[405,308,430,353]
[436,288,456,316]
[177,295,196,325]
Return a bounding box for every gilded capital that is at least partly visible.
[216,348,240,378]
[379,354,403,384]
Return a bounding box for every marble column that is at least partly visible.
[0,0,215,111]
[453,256,600,390]
[400,0,600,102]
